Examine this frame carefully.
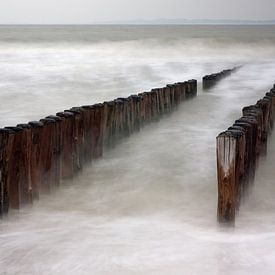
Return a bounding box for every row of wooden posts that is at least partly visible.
[216,83,275,224]
[0,80,197,216]
[203,66,240,90]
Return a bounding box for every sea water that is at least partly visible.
[1,25,275,274]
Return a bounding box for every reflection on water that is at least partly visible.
[1,26,275,274]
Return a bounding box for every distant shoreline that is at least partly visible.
[0,19,275,26]
[0,23,275,26]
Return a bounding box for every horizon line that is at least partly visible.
[0,19,275,26]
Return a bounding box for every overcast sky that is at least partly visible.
[0,0,274,24]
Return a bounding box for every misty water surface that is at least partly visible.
[1,25,275,275]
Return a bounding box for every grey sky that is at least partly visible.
[0,0,274,24]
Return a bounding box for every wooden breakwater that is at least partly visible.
[203,67,240,90]
[216,84,275,224]
[0,80,197,216]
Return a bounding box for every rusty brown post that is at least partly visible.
[217,129,244,224]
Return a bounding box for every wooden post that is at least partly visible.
[242,106,263,154]
[16,124,33,204]
[137,93,146,127]
[265,92,275,125]
[92,104,104,159]
[217,129,244,224]
[236,116,258,178]
[150,90,159,121]
[129,95,141,132]
[103,101,115,150]
[256,99,271,141]
[227,125,246,207]
[177,82,186,100]
[65,108,84,173]
[143,92,152,123]
[46,115,62,188]
[56,112,74,180]
[233,121,253,188]
[187,79,197,97]
[114,99,123,141]
[4,126,23,209]
[28,121,44,199]
[162,87,171,113]
[0,128,15,215]
[81,105,95,162]
[39,118,56,193]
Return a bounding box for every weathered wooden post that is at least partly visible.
[65,108,85,173]
[4,126,23,209]
[242,106,263,155]
[103,101,116,150]
[39,118,56,193]
[168,84,175,108]
[153,88,163,116]
[116,98,129,137]
[114,99,123,141]
[92,104,104,159]
[265,91,275,123]
[188,79,197,97]
[174,83,183,104]
[150,90,159,121]
[162,87,171,113]
[236,116,258,180]
[227,125,246,207]
[143,92,151,123]
[0,128,15,215]
[81,105,95,162]
[137,93,146,127]
[56,111,74,179]
[177,82,186,100]
[256,98,271,141]
[46,115,62,188]
[123,98,131,136]
[129,95,141,132]
[217,129,244,224]
[71,108,85,168]
[16,124,33,204]
[233,121,253,188]
[28,121,44,199]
